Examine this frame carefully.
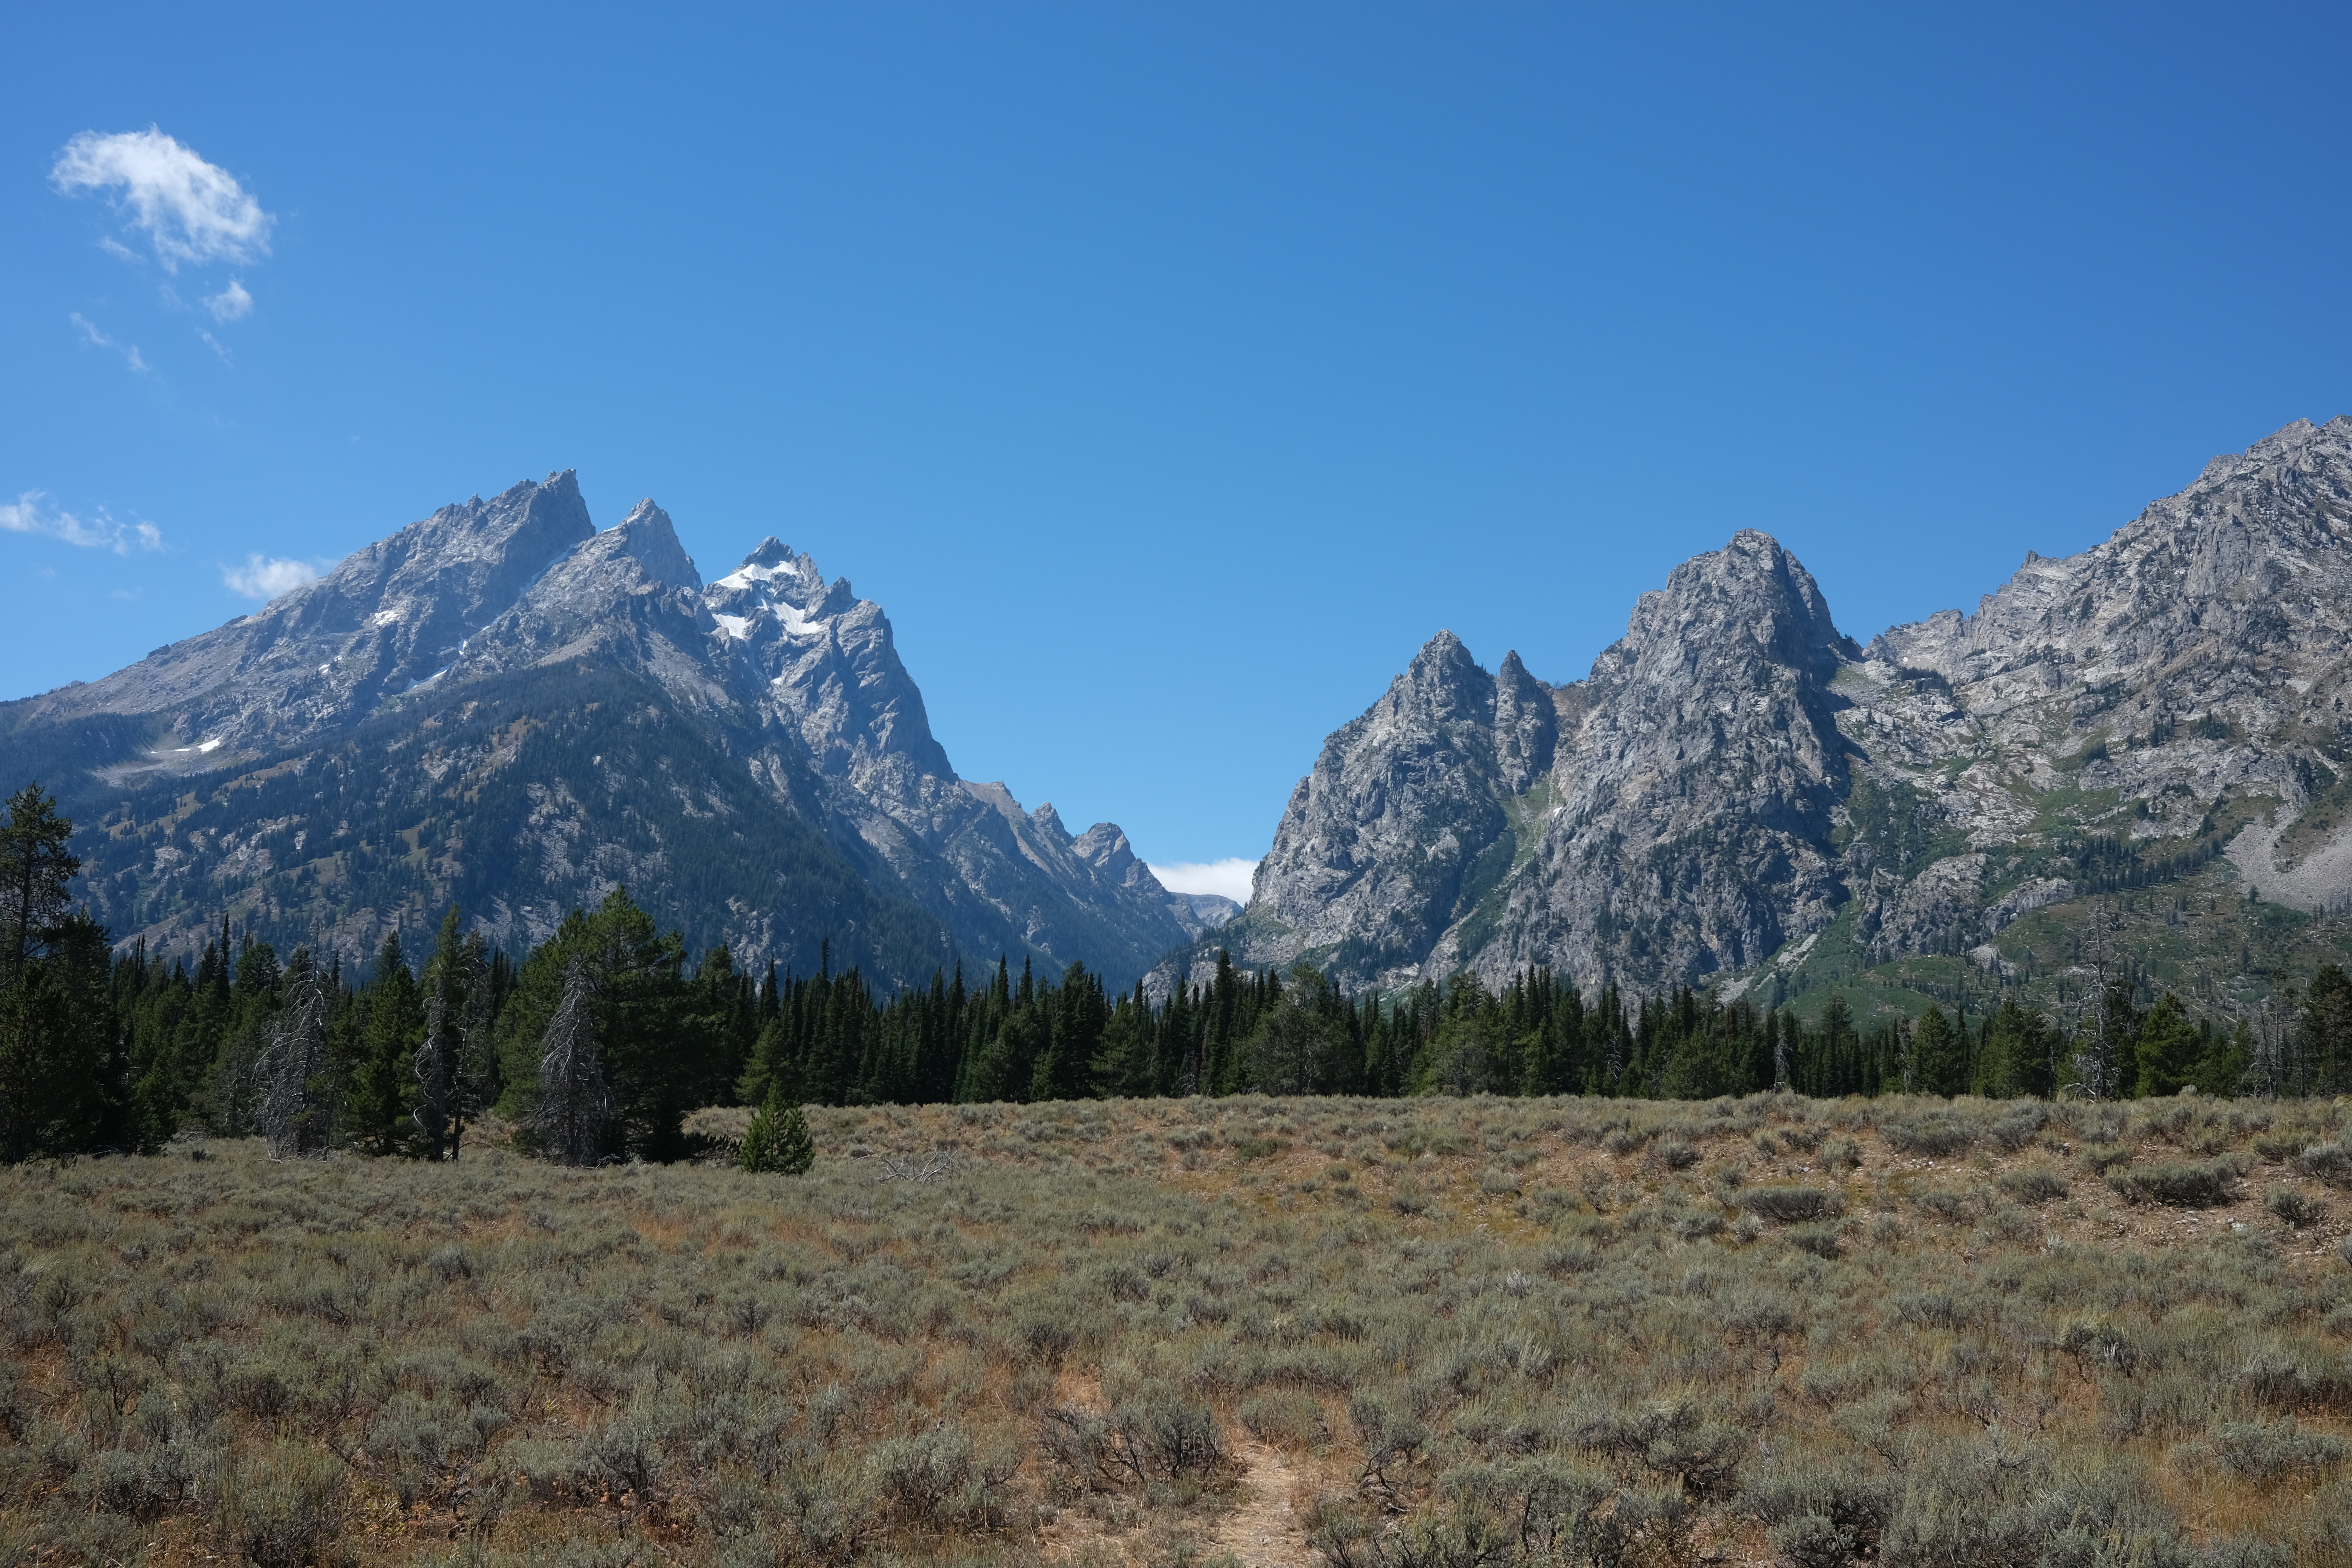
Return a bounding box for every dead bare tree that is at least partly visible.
[874,1148,961,1185]
[528,958,609,1166]
[258,949,337,1159]
[2069,902,2120,1098]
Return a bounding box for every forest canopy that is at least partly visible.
[4,784,2347,1165]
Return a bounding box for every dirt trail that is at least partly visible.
[1205,1439,1316,1566]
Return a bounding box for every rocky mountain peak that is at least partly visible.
[3,470,598,758]
[1069,820,1133,871]
[1597,528,1849,695]
[606,500,701,589]
[1393,629,1493,724]
[1491,650,1557,795]
[295,470,594,631]
[1237,528,1859,992]
[1871,416,2352,715]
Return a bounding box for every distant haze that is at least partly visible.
[1149,859,1258,905]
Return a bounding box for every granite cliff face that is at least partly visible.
[1230,417,2352,999]
[2,478,1198,983]
[1248,632,1554,978]
[1237,532,1857,992]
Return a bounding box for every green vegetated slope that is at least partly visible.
[7,1091,2352,1566]
[1774,773,2352,1038]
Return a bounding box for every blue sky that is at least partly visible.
[6,4,2352,898]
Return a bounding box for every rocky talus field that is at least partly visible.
[7,1091,2352,1566]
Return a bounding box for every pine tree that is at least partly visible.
[350,931,423,1154]
[1973,999,2050,1099]
[740,1081,815,1173]
[0,783,80,989]
[2303,965,2352,1094]
[739,1083,778,1171]
[0,959,108,1162]
[414,906,484,1160]
[1910,1005,1967,1097]
[773,1098,815,1174]
[2133,994,2202,1098]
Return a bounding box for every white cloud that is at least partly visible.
[1147,858,1260,904]
[205,279,253,321]
[0,491,166,554]
[222,554,330,600]
[198,328,234,366]
[70,312,151,374]
[51,127,272,273]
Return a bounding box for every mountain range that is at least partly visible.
[10,417,2352,1021]
[0,473,1230,985]
[1219,416,2352,1023]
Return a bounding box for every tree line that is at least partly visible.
[6,784,2351,1165]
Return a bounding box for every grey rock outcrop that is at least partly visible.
[1231,418,2352,992]
[1858,415,2352,912]
[1245,631,1548,981]
[16,474,595,764]
[1238,533,1857,991]
[698,537,1198,969]
[463,499,734,718]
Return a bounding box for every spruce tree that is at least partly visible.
[350,931,424,1154]
[739,1083,778,1171]
[414,906,484,1160]
[0,783,79,989]
[0,962,104,1162]
[2303,965,2352,1094]
[773,1097,815,1174]
[739,1082,814,1174]
[2132,994,2202,1098]
[1973,999,2050,1099]
[1910,1005,1966,1097]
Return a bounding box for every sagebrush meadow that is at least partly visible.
[7,1090,2352,1566]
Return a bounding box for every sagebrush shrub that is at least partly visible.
[2266,1186,2328,1229]
[2110,1157,2245,1208]
[1998,1167,2068,1204]
[1736,1186,1844,1223]
[1882,1113,1973,1156]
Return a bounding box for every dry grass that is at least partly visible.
[5,1090,2352,1566]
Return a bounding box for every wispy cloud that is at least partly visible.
[205,279,252,321]
[1,491,165,554]
[1147,858,1260,903]
[222,554,331,600]
[198,328,234,367]
[70,312,150,374]
[51,127,272,273]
